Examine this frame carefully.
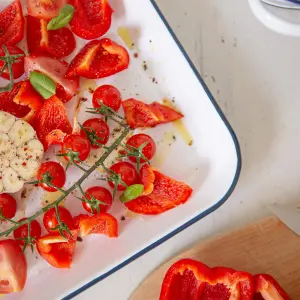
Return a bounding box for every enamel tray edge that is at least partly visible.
[62,1,242,299]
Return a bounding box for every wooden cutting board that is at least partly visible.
[130,216,300,300]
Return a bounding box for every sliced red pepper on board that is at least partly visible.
[159,259,254,300]
[0,0,24,46]
[69,0,113,40]
[66,39,130,79]
[125,167,193,215]
[35,95,72,149]
[36,230,78,269]
[27,15,76,59]
[254,274,291,300]
[74,213,118,238]
[122,99,184,129]
[25,54,79,103]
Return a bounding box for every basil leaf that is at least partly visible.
[47,4,75,31]
[30,71,56,99]
[120,184,144,203]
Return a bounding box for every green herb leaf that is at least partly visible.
[30,71,56,99]
[120,184,144,203]
[47,4,75,30]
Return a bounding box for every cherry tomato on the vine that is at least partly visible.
[92,85,122,112]
[0,194,17,219]
[108,162,139,191]
[62,134,91,162]
[126,134,156,163]
[43,207,73,233]
[0,46,25,80]
[37,162,66,192]
[80,118,109,148]
[83,186,113,214]
[13,219,41,246]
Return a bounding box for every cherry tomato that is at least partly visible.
[27,0,67,19]
[108,162,139,191]
[37,162,66,192]
[62,134,91,162]
[126,134,156,163]
[0,46,25,80]
[0,194,17,219]
[0,0,24,46]
[80,118,109,148]
[83,186,113,214]
[13,219,41,246]
[92,85,122,112]
[43,207,73,233]
[0,239,27,293]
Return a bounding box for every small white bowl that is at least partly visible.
[248,0,300,36]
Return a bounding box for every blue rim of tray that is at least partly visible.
[63,1,242,299]
[284,0,300,4]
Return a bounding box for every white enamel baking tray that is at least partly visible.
[1,0,241,299]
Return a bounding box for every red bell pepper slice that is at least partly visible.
[125,166,193,215]
[35,95,72,150]
[0,0,24,46]
[0,81,43,124]
[26,15,76,59]
[69,0,113,40]
[140,164,155,195]
[160,259,254,300]
[74,213,118,238]
[254,274,291,300]
[12,80,44,124]
[66,38,130,79]
[36,230,78,269]
[122,99,184,129]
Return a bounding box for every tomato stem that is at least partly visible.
[0,125,131,240]
[0,45,24,92]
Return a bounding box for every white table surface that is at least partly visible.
[77,0,300,299]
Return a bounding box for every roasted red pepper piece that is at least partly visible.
[74,213,118,238]
[69,0,113,40]
[254,274,291,300]
[125,166,193,215]
[122,99,184,129]
[140,164,155,195]
[35,95,72,149]
[0,0,24,46]
[0,81,43,124]
[160,259,254,300]
[36,230,78,269]
[27,15,76,58]
[66,38,130,79]
[44,129,67,148]
[12,80,44,124]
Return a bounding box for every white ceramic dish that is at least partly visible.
[249,0,300,36]
[1,0,241,299]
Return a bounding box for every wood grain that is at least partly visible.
[130,216,300,300]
